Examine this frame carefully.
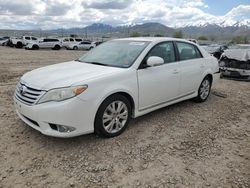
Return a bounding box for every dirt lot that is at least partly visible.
[0,46,249,188]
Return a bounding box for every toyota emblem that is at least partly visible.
[19,85,27,95]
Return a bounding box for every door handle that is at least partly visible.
[173,69,179,74]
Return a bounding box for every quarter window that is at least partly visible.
[176,42,202,61]
[146,42,176,64]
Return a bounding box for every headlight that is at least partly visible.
[219,61,225,67]
[37,85,87,104]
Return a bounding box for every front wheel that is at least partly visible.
[94,94,131,138]
[194,77,211,102]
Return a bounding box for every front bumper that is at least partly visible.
[220,67,250,78]
[14,96,95,138]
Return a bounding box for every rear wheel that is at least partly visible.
[15,42,23,48]
[94,94,131,138]
[32,45,39,50]
[53,45,61,50]
[73,46,78,50]
[194,76,212,102]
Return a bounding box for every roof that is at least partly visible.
[115,37,191,43]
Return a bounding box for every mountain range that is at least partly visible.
[52,21,250,40]
[1,21,249,40]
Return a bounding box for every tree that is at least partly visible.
[154,34,164,37]
[130,32,141,37]
[232,36,248,44]
[197,36,208,40]
[173,30,184,38]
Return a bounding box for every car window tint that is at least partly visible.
[25,37,30,40]
[176,42,202,61]
[146,42,176,64]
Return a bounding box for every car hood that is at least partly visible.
[21,61,124,90]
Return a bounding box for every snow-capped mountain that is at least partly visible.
[184,19,250,28]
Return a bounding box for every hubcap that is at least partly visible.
[200,79,210,100]
[102,101,128,134]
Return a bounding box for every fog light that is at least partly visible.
[50,123,76,133]
[57,125,75,133]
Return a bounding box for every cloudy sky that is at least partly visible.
[0,0,249,30]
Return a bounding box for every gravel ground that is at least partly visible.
[0,46,249,188]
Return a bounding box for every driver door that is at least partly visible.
[137,42,180,110]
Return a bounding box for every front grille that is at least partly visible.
[15,82,45,105]
[223,59,250,70]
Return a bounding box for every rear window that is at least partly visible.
[44,39,59,42]
[176,42,202,61]
[81,42,91,44]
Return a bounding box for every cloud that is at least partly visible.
[0,0,44,15]
[44,0,71,16]
[0,0,249,29]
[82,0,133,10]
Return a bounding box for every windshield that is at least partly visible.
[78,40,150,68]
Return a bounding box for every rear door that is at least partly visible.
[137,41,180,110]
[39,39,48,48]
[175,41,205,96]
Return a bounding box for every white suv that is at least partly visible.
[66,41,96,50]
[14,38,220,138]
[25,38,62,50]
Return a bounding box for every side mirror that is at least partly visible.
[146,56,164,67]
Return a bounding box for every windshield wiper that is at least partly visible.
[87,62,108,66]
[75,59,82,62]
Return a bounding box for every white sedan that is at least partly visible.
[66,41,96,50]
[14,37,220,138]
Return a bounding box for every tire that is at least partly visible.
[194,76,212,102]
[32,45,39,50]
[53,45,61,50]
[94,94,132,138]
[73,46,78,50]
[16,42,23,48]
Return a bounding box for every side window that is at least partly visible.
[31,37,37,40]
[64,39,69,42]
[146,42,176,64]
[43,39,48,42]
[25,37,30,40]
[70,38,74,42]
[176,42,202,61]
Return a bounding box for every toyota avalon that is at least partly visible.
[14,38,220,138]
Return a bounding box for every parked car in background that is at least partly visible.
[203,44,228,59]
[14,37,219,138]
[187,39,198,44]
[0,37,8,46]
[66,41,96,50]
[61,38,83,48]
[219,46,250,79]
[25,38,62,50]
[93,41,103,46]
[11,36,38,48]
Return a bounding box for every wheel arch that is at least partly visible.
[205,73,213,84]
[96,90,136,118]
